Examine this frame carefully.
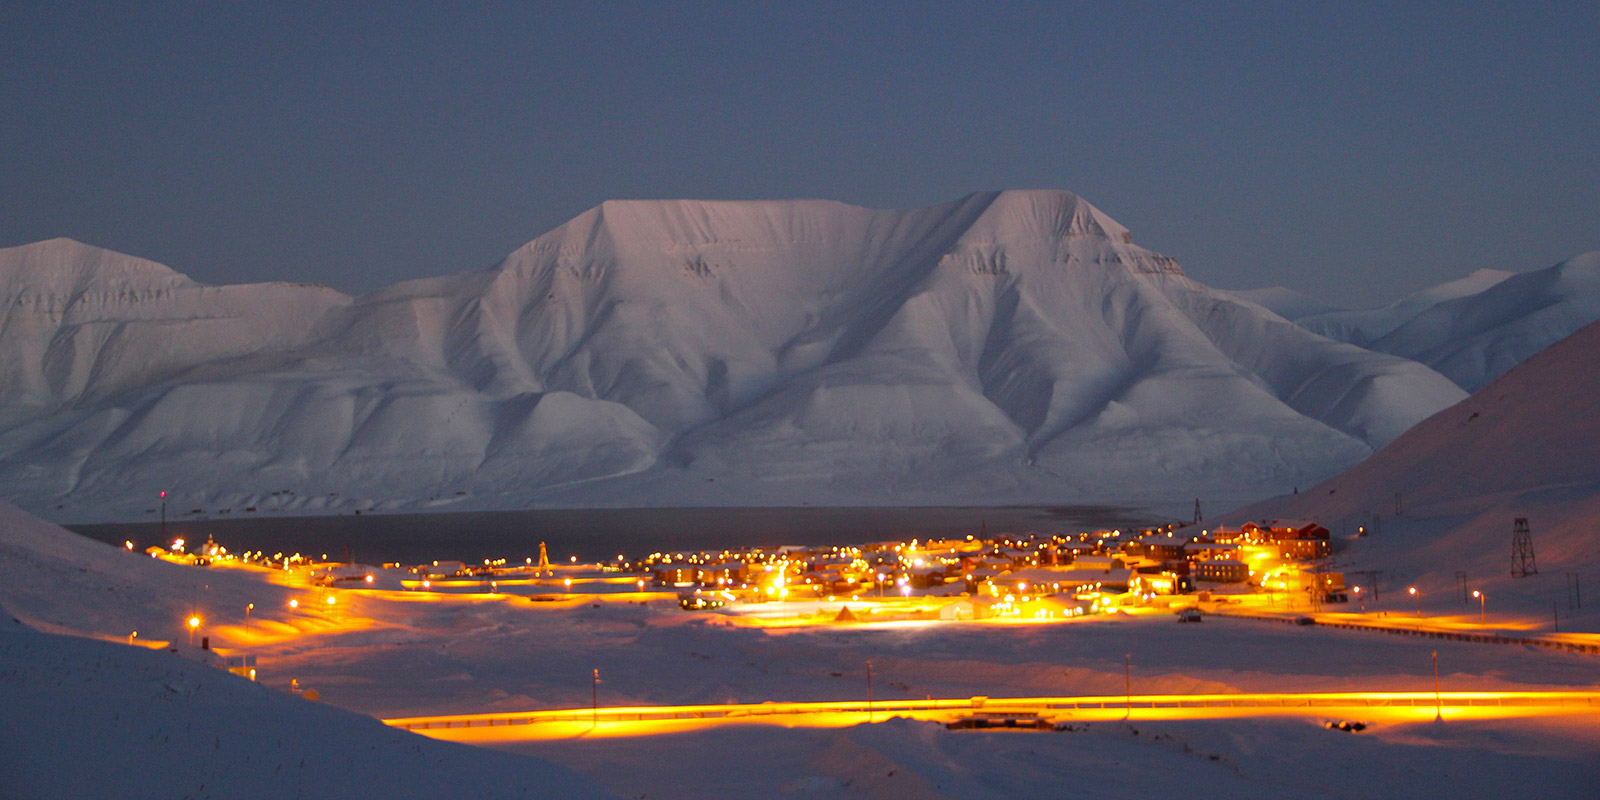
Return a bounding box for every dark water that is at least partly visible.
[67,505,1156,566]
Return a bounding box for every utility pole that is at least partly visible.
[1193,499,1202,526]
[160,491,167,540]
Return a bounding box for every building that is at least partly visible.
[653,565,698,585]
[939,597,997,620]
[1192,559,1249,583]
[1279,538,1331,560]
[696,561,747,586]
[1140,533,1193,561]
[1184,541,1240,562]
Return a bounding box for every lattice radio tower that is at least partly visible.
[1193,498,1203,525]
[1511,518,1538,577]
[538,541,552,576]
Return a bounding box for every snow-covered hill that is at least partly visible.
[1223,317,1600,623]
[0,500,614,798]
[1291,269,1515,348]
[1364,252,1600,392]
[0,191,1468,521]
[0,621,617,800]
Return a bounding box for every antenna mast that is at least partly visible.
[1511,518,1537,577]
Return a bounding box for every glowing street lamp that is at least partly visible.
[1473,590,1485,624]
[245,603,254,630]
[288,599,299,609]
[1408,586,1421,618]
[128,630,138,646]
[187,615,200,646]
[1352,585,1365,612]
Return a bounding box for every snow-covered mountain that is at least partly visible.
[1362,252,1600,392]
[1241,253,1600,393]
[1290,269,1515,347]
[0,191,1468,521]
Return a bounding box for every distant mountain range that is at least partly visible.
[0,190,1588,523]
[1228,251,1600,392]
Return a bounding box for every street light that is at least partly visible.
[245,603,253,630]
[1408,586,1421,618]
[187,615,200,646]
[1473,590,1485,624]
[1352,585,1365,613]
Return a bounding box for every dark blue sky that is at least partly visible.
[2,1,1595,307]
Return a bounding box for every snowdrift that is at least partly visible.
[0,191,1467,521]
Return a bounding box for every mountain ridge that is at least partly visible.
[0,191,1468,522]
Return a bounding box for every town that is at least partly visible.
[153,515,1351,635]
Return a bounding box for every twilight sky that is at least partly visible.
[2,1,1595,308]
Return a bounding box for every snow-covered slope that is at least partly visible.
[0,624,617,800]
[1364,252,1600,392]
[0,192,1468,521]
[1293,269,1515,347]
[1223,286,1345,321]
[1223,318,1600,621]
[0,497,614,798]
[1258,254,1600,394]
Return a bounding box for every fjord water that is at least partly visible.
[67,506,1154,566]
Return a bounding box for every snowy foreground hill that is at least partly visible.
[1226,317,1600,620]
[0,190,1489,521]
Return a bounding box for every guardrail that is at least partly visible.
[1206,611,1600,655]
[384,691,1600,732]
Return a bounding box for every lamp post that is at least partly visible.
[1440,652,1452,723]
[1353,585,1365,613]
[1124,653,1132,721]
[866,659,874,723]
[187,615,200,647]
[1408,586,1421,619]
[128,631,137,646]
[245,603,253,631]
[1472,590,1485,624]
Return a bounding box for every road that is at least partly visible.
[385,690,1600,743]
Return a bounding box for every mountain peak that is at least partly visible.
[0,238,197,296]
